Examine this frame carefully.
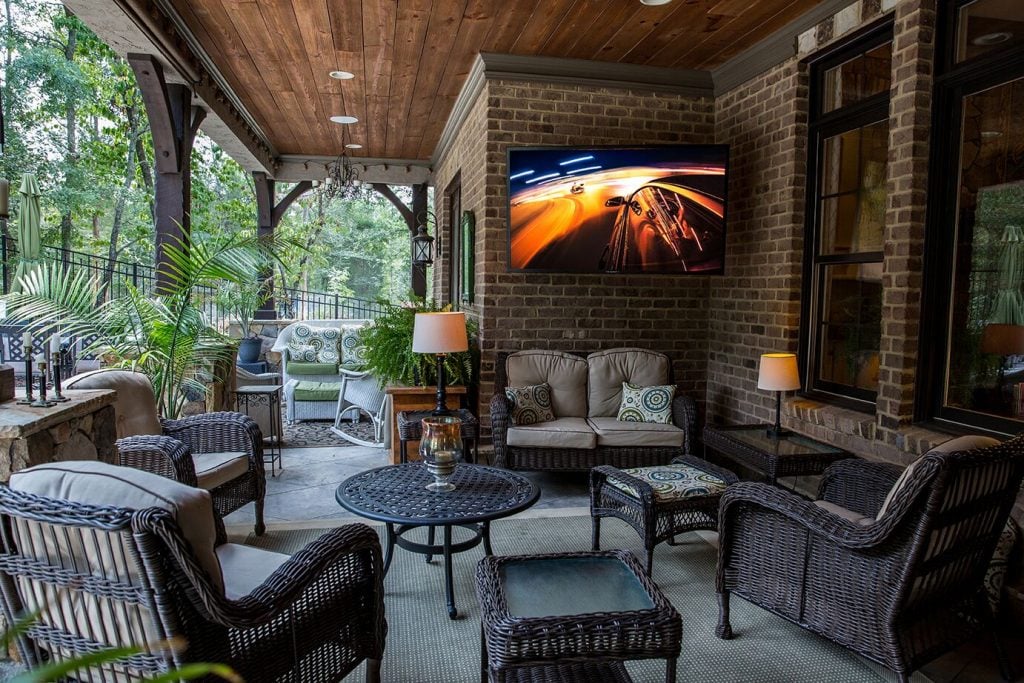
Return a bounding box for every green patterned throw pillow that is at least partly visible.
[315,327,341,364]
[341,325,368,368]
[288,343,317,362]
[505,383,555,425]
[617,382,675,424]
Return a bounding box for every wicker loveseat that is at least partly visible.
[491,349,697,471]
[716,434,1024,682]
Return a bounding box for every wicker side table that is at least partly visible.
[397,408,480,464]
[476,550,681,683]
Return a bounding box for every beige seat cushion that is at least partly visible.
[194,452,249,490]
[609,462,727,502]
[506,351,588,418]
[9,460,223,592]
[64,369,161,439]
[814,500,874,526]
[587,348,671,418]
[216,543,290,601]
[587,417,685,448]
[506,417,596,450]
[875,435,1001,520]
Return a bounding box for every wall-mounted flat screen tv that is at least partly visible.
[507,144,728,274]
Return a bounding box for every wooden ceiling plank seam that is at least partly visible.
[386,0,435,158]
[536,0,606,57]
[335,47,370,152]
[259,1,336,154]
[328,0,363,53]
[625,0,710,65]
[362,0,398,156]
[290,0,347,152]
[588,2,687,65]
[478,0,538,54]
[185,0,300,152]
[509,0,577,55]
[380,0,403,158]
[694,0,821,69]
[404,0,470,158]
[559,2,643,61]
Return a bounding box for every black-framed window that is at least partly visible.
[801,24,893,408]
[919,0,1024,435]
[444,173,462,309]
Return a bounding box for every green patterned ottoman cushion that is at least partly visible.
[609,463,727,502]
[616,382,675,424]
[293,381,340,402]
[505,383,556,425]
[286,361,339,375]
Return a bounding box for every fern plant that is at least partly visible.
[358,298,477,387]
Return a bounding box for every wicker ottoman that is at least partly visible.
[590,454,738,575]
[475,550,681,683]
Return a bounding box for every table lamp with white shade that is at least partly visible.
[412,312,469,415]
[758,352,801,439]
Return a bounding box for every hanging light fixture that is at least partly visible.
[321,123,362,201]
[412,223,435,267]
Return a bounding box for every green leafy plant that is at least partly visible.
[2,609,238,682]
[358,297,477,387]
[3,233,285,418]
[214,279,268,338]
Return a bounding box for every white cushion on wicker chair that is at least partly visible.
[9,460,223,591]
[586,417,685,448]
[587,348,670,418]
[64,369,162,439]
[506,351,588,418]
[216,543,290,600]
[506,417,596,449]
[193,452,249,491]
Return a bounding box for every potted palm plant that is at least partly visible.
[216,281,266,364]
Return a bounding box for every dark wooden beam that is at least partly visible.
[253,172,312,319]
[372,183,415,229]
[128,53,204,293]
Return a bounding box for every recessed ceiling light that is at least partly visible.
[981,130,1003,139]
[972,31,1012,46]
[329,70,355,80]
[330,115,359,124]
[345,143,362,149]
[639,0,673,5]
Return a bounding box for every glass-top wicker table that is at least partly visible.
[336,463,539,619]
[702,424,854,486]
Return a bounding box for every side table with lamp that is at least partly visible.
[703,352,855,488]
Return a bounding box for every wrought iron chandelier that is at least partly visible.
[321,131,362,200]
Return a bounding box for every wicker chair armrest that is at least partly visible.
[671,393,698,454]
[489,392,510,468]
[719,482,888,550]
[117,435,198,487]
[817,459,904,517]
[671,454,739,485]
[161,412,262,457]
[213,523,384,627]
[591,465,656,507]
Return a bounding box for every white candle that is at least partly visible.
[21,331,31,349]
[33,354,45,366]
[50,334,60,354]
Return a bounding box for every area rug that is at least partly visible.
[243,515,902,683]
[283,419,378,448]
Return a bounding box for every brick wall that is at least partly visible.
[434,82,716,433]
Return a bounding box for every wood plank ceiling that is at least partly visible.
[170,0,824,161]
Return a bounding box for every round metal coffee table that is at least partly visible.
[336,463,539,619]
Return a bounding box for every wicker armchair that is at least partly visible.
[0,461,386,682]
[716,435,1024,683]
[65,369,267,535]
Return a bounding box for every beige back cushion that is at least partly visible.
[65,369,161,439]
[587,348,671,418]
[10,460,223,592]
[506,351,588,418]
[875,435,1001,520]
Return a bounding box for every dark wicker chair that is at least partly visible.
[716,435,1024,683]
[0,478,386,682]
[591,454,739,575]
[491,350,699,472]
[66,369,268,535]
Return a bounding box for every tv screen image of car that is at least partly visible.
[507,145,728,274]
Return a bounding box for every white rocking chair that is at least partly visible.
[332,368,387,447]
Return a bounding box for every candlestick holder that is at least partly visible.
[30,361,55,408]
[17,356,34,405]
[49,352,69,402]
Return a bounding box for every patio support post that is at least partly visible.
[253,173,312,319]
[127,54,205,294]
[372,182,429,299]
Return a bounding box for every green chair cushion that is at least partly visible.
[293,381,340,402]
[609,463,727,503]
[286,361,339,376]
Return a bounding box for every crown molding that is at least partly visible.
[276,155,432,185]
[711,0,859,95]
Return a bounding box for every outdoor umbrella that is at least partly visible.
[989,223,1024,326]
[11,172,42,293]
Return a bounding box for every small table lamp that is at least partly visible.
[758,353,800,439]
[412,312,469,415]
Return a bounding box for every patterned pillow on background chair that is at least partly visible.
[505,383,556,425]
[616,382,676,424]
[341,326,368,369]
